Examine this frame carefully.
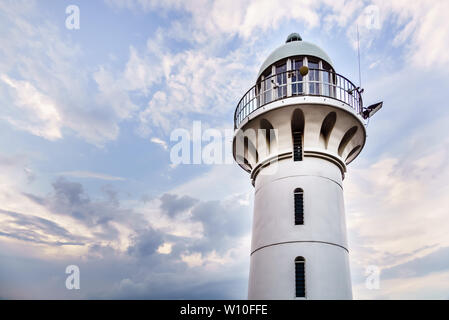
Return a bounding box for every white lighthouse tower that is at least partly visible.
[233,33,381,299]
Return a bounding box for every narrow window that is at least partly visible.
[291,109,305,162]
[292,132,303,161]
[295,257,306,298]
[294,188,304,225]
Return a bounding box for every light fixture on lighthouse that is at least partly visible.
[362,101,383,119]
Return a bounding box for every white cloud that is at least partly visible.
[123,46,162,94]
[102,0,449,142]
[93,66,138,121]
[136,39,253,135]
[156,242,173,254]
[57,171,126,181]
[180,251,203,267]
[0,1,142,146]
[355,269,449,300]
[345,110,449,298]
[106,0,321,40]
[1,74,62,140]
[338,1,449,69]
[150,137,168,150]
[171,165,251,201]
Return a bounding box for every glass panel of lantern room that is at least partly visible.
[292,59,303,95]
[322,65,331,97]
[263,70,272,104]
[308,60,319,95]
[276,63,287,99]
[329,69,336,98]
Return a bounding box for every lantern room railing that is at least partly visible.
[234,68,363,129]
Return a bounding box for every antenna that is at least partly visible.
[357,24,362,88]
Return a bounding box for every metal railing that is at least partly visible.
[234,68,363,128]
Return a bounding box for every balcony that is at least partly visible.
[234,68,363,129]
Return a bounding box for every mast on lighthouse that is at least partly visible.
[232,33,382,299]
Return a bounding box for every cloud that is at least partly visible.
[57,171,126,181]
[93,66,138,121]
[381,246,449,280]
[0,74,62,140]
[127,227,164,257]
[0,209,85,246]
[0,170,252,299]
[1,0,443,146]
[376,0,449,68]
[137,40,253,135]
[16,177,144,249]
[344,94,449,299]
[150,137,168,150]
[159,193,198,217]
[105,0,321,40]
[189,197,251,254]
[0,1,140,146]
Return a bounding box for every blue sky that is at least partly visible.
[1,0,449,299]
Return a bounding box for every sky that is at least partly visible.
[0,0,449,299]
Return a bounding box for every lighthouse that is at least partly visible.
[232,33,381,299]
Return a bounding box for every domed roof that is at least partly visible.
[257,33,334,79]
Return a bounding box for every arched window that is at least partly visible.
[260,118,275,157]
[320,112,336,149]
[338,126,358,156]
[295,257,306,298]
[345,145,361,163]
[294,188,304,225]
[244,136,258,164]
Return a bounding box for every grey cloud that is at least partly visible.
[127,227,164,257]
[0,245,248,299]
[0,209,85,246]
[52,178,88,206]
[111,273,248,300]
[140,193,154,203]
[149,192,251,256]
[21,192,45,206]
[159,193,198,217]
[0,153,26,167]
[189,198,251,254]
[382,246,449,280]
[2,177,251,299]
[23,177,146,241]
